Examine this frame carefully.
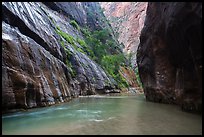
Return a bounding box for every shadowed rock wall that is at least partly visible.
[137,2,202,113]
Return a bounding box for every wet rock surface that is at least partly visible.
[137,2,202,113]
[43,2,109,31]
[2,22,73,110]
[2,2,117,112]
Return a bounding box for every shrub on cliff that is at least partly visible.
[70,20,80,31]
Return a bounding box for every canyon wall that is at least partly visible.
[137,2,202,113]
[2,2,118,112]
[100,2,148,69]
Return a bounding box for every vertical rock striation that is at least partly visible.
[100,2,148,69]
[137,2,202,113]
[2,2,117,112]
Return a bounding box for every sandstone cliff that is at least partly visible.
[137,2,202,113]
[100,2,148,69]
[2,2,119,112]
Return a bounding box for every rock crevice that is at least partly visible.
[2,5,62,62]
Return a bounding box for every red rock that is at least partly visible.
[100,2,147,68]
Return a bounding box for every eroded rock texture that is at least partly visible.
[43,2,110,31]
[100,2,148,69]
[119,66,139,88]
[137,2,202,113]
[2,2,116,112]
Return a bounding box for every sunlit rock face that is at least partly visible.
[119,66,139,88]
[100,2,148,69]
[2,2,116,112]
[137,2,202,113]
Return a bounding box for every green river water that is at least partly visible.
[2,94,202,135]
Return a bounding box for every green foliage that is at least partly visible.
[127,52,133,68]
[58,41,76,77]
[56,26,92,57]
[55,26,77,78]
[75,37,94,59]
[81,28,91,37]
[55,23,129,88]
[60,40,65,48]
[59,40,72,59]
[101,54,128,88]
[70,20,80,31]
[83,28,119,63]
[117,73,129,88]
[76,37,86,47]
[101,54,125,74]
[135,67,143,87]
[56,28,75,46]
[68,62,77,78]
[56,26,61,31]
[92,29,110,43]
[76,48,85,54]
[81,27,129,88]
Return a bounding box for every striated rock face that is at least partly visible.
[100,2,148,68]
[119,66,139,88]
[137,2,202,113]
[2,22,74,109]
[43,2,109,31]
[2,2,116,112]
[43,2,88,27]
[119,66,143,94]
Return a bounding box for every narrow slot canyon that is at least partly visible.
[2,2,202,135]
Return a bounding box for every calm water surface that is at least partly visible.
[2,95,202,135]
